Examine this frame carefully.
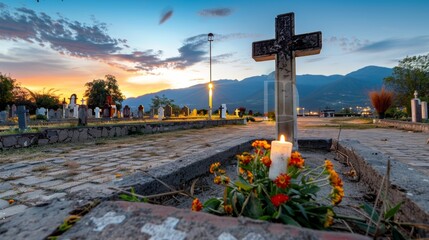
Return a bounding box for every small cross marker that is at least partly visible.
[141,217,186,240]
[90,211,126,232]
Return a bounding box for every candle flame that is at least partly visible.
[280,135,285,142]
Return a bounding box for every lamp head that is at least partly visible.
[208,33,214,41]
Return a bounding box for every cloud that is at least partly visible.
[198,8,232,17]
[356,35,429,53]
[324,36,370,51]
[0,3,6,9]
[159,9,173,24]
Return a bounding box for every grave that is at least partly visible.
[422,101,428,120]
[37,107,46,116]
[123,105,131,118]
[181,106,189,117]
[150,108,155,119]
[0,111,7,122]
[78,105,88,126]
[48,109,55,120]
[17,105,27,130]
[252,12,321,146]
[5,104,10,118]
[158,106,164,120]
[138,105,144,118]
[95,107,101,118]
[411,91,422,123]
[219,104,227,119]
[87,108,93,119]
[164,104,172,118]
[11,104,16,118]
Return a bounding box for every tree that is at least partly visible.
[384,54,429,112]
[150,95,175,110]
[26,88,61,110]
[84,75,125,110]
[0,73,17,110]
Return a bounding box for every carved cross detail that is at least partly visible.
[252,12,322,146]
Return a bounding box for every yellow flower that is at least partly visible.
[115,173,122,178]
[330,185,344,205]
[324,209,334,227]
[214,176,222,185]
[210,162,220,174]
[329,169,343,187]
[237,153,252,165]
[247,171,254,183]
[324,160,334,171]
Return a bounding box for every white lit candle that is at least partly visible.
[269,135,293,180]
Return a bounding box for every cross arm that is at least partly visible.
[252,39,276,61]
[293,31,322,57]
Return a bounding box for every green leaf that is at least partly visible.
[244,193,263,218]
[203,198,222,210]
[277,212,301,227]
[293,202,309,221]
[392,226,407,240]
[258,215,272,221]
[384,202,402,220]
[361,203,380,222]
[234,179,253,191]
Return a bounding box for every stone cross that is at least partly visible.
[141,217,186,240]
[414,90,418,99]
[235,108,240,117]
[81,98,85,105]
[252,12,321,146]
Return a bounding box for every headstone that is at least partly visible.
[78,105,88,126]
[235,108,240,117]
[158,106,164,120]
[0,111,6,123]
[87,108,93,118]
[37,107,46,116]
[55,109,63,119]
[164,105,172,118]
[5,105,10,118]
[111,105,117,118]
[123,105,131,118]
[46,108,50,120]
[69,94,77,109]
[181,106,190,117]
[73,105,79,118]
[220,104,227,119]
[421,101,428,120]
[11,104,17,118]
[48,109,55,120]
[103,104,111,118]
[191,109,197,117]
[150,108,154,119]
[411,91,422,123]
[138,105,144,118]
[17,105,27,130]
[95,107,101,118]
[252,12,322,146]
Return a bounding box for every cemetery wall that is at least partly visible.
[374,119,429,133]
[0,119,244,150]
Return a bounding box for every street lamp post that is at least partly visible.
[208,33,214,120]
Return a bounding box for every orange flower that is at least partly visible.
[214,176,222,185]
[8,199,15,205]
[192,198,203,211]
[247,171,254,183]
[261,156,271,167]
[251,140,270,149]
[324,209,335,227]
[271,193,289,207]
[329,169,343,187]
[288,151,305,168]
[331,185,344,205]
[222,176,230,185]
[237,153,252,165]
[210,162,220,174]
[274,173,291,189]
[324,160,334,171]
[115,173,122,178]
[224,204,233,214]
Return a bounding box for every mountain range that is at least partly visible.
[123,66,393,113]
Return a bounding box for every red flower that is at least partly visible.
[271,194,289,207]
[192,198,203,211]
[288,151,305,168]
[274,173,291,189]
[261,156,271,167]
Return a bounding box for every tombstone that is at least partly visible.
[150,108,155,119]
[0,111,6,123]
[138,105,144,118]
[235,108,240,117]
[95,107,101,118]
[158,106,164,120]
[37,107,46,116]
[55,109,63,119]
[103,104,111,118]
[5,105,10,118]
[111,105,117,118]
[87,108,93,118]
[191,109,198,117]
[78,105,88,126]
[164,105,172,118]
[252,12,322,147]
[219,104,227,119]
[411,91,422,123]
[48,109,55,120]
[421,101,428,121]
[69,94,77,109]
[181,106,190,117]
[11,104,17,118]
[73,105,79,118]
[17,105,27,130]
[123,105,131,118]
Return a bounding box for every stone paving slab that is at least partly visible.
[61,201,369,240]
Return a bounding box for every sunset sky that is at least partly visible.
[0,0,428,101]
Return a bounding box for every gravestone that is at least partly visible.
[158,106,164,120]
[138,105,144,118]
[11,104,17,118]
[181,106,190,117]
[55,109,63,119]
[103,104,111,118]
[48,109,55,120]
[252,12,322,146]
[235,108,240,117]
[17,105,27,130]
[220,104,227,119]
[87,108,93,118]
[73,105,79,118]
[123,105,131,118]
[5,105,10,118]
[150,108,154,119]
[37,107,46,116]
[95,107,101,118]
[111,105,117,118]
[164,105,172,118]
[78,105,88,126]
[421,101,428,121]
[0,111,6,122]
[191,109,197,117]
[411,91,422,123]
[69,94,77,109]
[46,108,49,120]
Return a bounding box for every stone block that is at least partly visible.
[0,204,28,218]
[58,129,69,141]
[38,139,49,145]
[17,136,30,147]
[3,136,17,148]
